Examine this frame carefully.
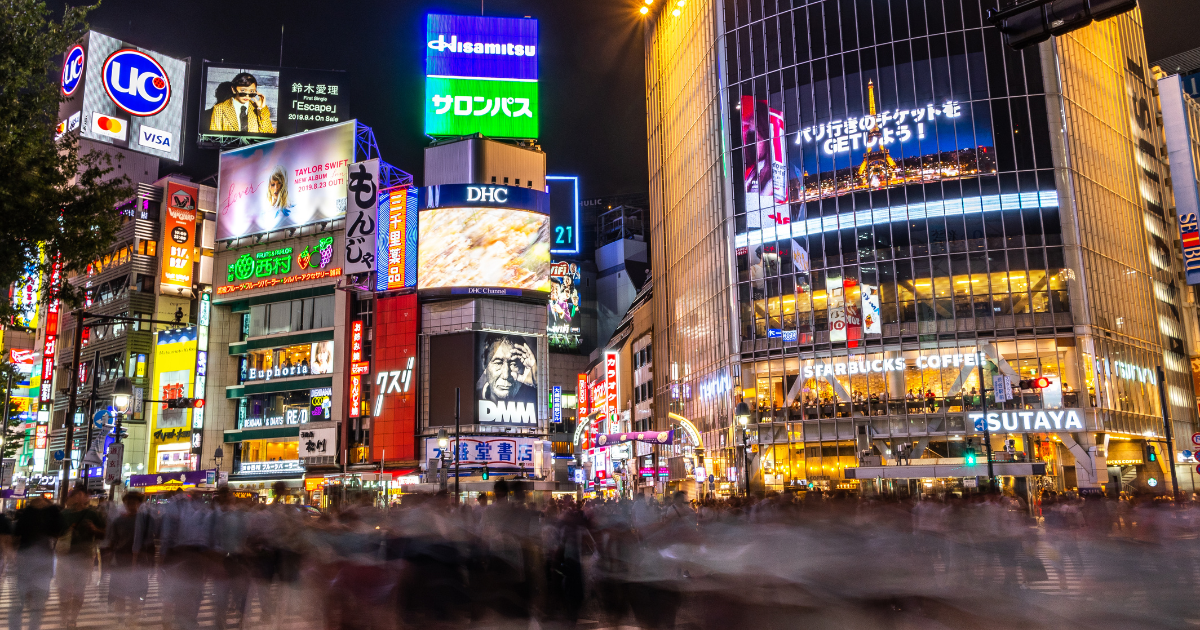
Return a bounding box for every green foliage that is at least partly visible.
[0,0,133,315]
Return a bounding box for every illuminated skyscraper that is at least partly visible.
[644,1,1196,496]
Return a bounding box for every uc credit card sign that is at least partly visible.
[425,14,538,139]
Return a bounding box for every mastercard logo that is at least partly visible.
[96,116,123,132]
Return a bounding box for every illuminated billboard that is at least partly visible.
[217,234,342,296]
[547,176,580,255]
[548,261,581,350]
[215,120,355,241]
[198,62,350,145]
[376,186,418,291]
[59,31,189,162]
[417,183,549,295]
[425,14,538,139]
[150,326,197,472]
[160,181,198,295]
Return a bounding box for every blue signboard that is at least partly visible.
[420,183,549,214]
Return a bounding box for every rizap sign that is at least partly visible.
[803,352,984,378]
[971,410,1085,432]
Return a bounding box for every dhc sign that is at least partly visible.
[467,186,508,203]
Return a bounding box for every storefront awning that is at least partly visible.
[846,462,1047,480]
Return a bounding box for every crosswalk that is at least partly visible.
[0,568,321,629]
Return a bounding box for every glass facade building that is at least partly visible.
[645,0,1198,495]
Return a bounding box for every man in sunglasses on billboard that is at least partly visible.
[209,72,275,134]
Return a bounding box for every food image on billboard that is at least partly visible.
[161,181,198,295]
[199,63,350,144]
[63,31,188,162]
[548,261,581,349]
[418,208,549,293]
[476,332,539,426]
[425,14,538,139]
[216,120,355,241]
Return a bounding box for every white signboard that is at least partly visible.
[345,159,379,275]
[300,427,336,459]
[104,443,124,485]
[426,436,536,467]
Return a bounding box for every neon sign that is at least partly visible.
[216,268,342,295]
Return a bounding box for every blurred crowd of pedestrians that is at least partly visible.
[0,481,1196,630]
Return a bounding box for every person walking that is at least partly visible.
[104,492,155,625]
[8,495,64,630]
[58,489,105,629]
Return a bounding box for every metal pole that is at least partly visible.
[80,350,101,493]
[978,360,997,491]
[1156,366,1181,502]
[2,370,12,458]
[380,448,385,510]
[454,388,461,503]
[60,310,85,504]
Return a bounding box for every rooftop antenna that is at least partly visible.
[279,24,285,66]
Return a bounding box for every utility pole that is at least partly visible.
[977,360,997,492]
[454,387,461,503]
[59,310,85,504]
[1156,366,1182,502]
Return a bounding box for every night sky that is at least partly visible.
[50,0,1196,199]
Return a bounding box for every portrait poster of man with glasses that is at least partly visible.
[203,68,278,135]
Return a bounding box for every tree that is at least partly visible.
[0,1,133,314]
[0,359,26,460]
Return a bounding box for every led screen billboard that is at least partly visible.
[425,14,538,139]
[547,176,579,255]
[160,181,198,295]
[417,207,549,294]
[428,331,542,428]
[215,120,355,241]
[548,261,581,350]
[198,62,350,144]
[150,326,196,471]
[59,31,189,162]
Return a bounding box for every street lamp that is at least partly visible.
[111,377,133,414]
[736,402,752,496]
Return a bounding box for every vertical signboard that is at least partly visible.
[826,273,846,343]
[371,295,419,461]
[349,320,363,418]
[548,261,582,350]
[425,14,539,139]
[605,351,618,417]
[861,284,881,334]
[576,373,588,423]
[375,187,418,291]
[345,160,378,275]
[191,292,211,457]
[150,326,196,473]
[740,96,788,215]
[161,181,198,294]
[1159,74,1200,285]
[552,385,562,424]
[546,175,580,255]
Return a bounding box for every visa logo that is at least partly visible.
[138,124,174,151]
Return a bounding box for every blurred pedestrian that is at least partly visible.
[9,495,63,630]
[58,488,105,629]
[104,491,154,625]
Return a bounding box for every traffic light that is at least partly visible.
[1019,376,1052,390]
[166,398,205,409]
[965,446,978,467]
[1147,444,1158,463]
[990,0,1139,50]
[481,465,490,481]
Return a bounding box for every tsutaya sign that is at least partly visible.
[803,352,984,378]
[970,410,1085,432]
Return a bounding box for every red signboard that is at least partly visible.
[351,320,364,362]
[605,351,618,416]
[371,294,418,462]
[351,361,371,376]
[349,374,361,418]
[576,373,588,422]
[39,260,62,404]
